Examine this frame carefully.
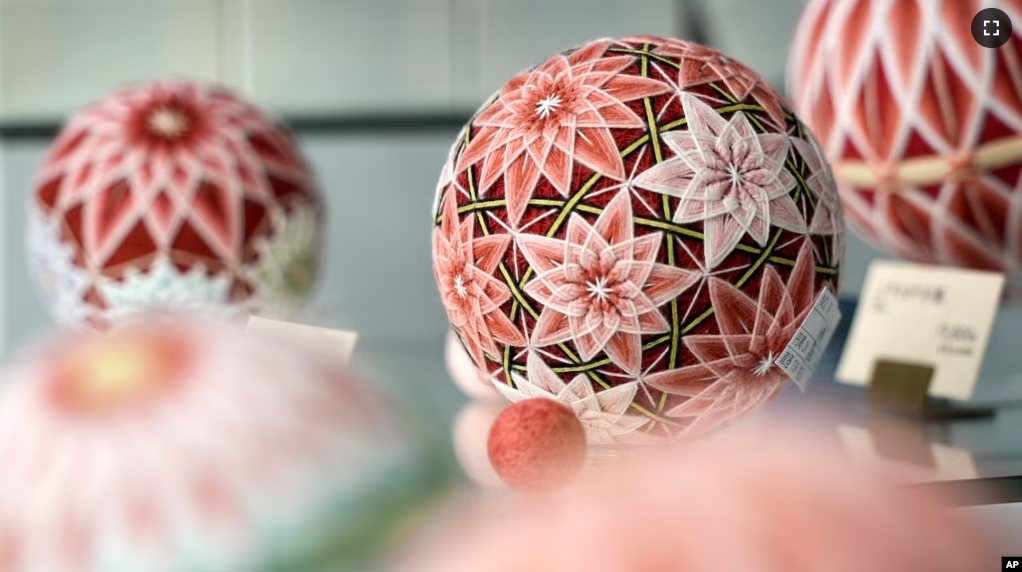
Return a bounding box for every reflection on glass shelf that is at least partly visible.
[838,422,979,483]
[340,295,1022,507]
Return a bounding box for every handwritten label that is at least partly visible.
[775,288,842,391]
[246,317,359,365]
[836,262,1005,400]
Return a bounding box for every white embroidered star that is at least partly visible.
[534,94,562,119]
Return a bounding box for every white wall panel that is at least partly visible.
[235,0,456,114]
[468,0,681,99]
[0,0,221,122]
[698,0,804,85]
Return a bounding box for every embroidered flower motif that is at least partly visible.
[455,40,671,227]
[433,194,526,367]
[97,256,236,323]
[643,241,819,436]
[517,190,699,374]
[792,136,843,245]
[28,209,91,326]
[792,136,845,271]
[433,126,468,221]
[635,93,806,269]
[0,318,408,571]
[493,351,651,445]
[655,41,788,128]
[247,204,322,318]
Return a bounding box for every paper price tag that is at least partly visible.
[775,288,842,391]
[246,316,359,365]
[836,262,1005,400]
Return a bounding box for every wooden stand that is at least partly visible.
[866,359,995,421]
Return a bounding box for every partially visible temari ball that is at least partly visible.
[788,0,1022,272]
[432,36,844,446]
[402,429,992,572]
[29,80,324,330]
[0,317,415,571]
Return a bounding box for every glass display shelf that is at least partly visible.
[346,300,1022,510]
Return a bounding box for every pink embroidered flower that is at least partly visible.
[455,40,671,227]
[655,41,788,128]
[635,93,806,269]
[517,190,699,374]
[792,136,844,244]
[433,194,526,367]
[792,136,845,270]
[643,241,819,436]
[492,351,652,446]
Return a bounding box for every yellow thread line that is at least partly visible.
[737,230,784,288]
[607,47,681,69]
[537,335,673,374]
[638,43,674,413]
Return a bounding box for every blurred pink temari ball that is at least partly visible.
[29,81,324,330]
[788,0,1022,272]
[402,430,993,572]
[0,317,406,571]
[432,36,844,445]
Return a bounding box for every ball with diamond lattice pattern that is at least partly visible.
[788,0,1022,275]
[432,36,844,446]
[29,80,325,330]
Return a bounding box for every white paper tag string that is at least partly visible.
[775,288,842,391]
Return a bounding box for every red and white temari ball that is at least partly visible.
[432,37,844,444]
[28,81,324,330]
[0,317,408,571]
[788,0,1022,272]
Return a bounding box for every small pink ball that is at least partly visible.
[487,398,587,491]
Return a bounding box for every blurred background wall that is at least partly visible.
[0,0,892,362]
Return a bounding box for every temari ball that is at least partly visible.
[432,37,844,443]
[29,80,324,330]
[788,0,1022,273]
[0,317,415,571]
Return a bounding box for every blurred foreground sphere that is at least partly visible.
[0,317,421,571]
[452,402,505,488]
[431,36,844,464]
[29,80,325,330]
[401,428,993,572]
[788,0,1022,273]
